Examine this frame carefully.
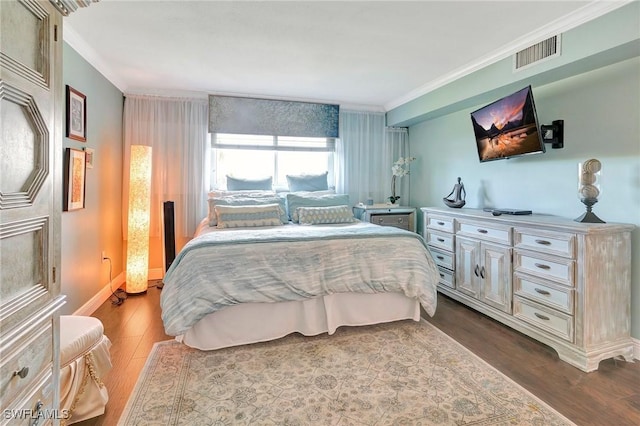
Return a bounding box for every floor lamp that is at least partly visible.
[126,145,153,294]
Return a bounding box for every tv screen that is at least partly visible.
[470,85,545,162]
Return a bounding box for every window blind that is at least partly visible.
[209,95,339,138]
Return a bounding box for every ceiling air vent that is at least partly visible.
[514,35,561,71]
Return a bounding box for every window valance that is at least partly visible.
[208,95,339,138]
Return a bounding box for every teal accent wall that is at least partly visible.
[389,1,640,341]
[61,42,124,315]
[407,56,640,339]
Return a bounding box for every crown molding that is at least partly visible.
[63,23,128,93]
[384,0,634,111]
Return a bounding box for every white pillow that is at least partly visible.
[214,203,283,229]
[207,192,284,226]
[286,193,350,223]
[296,205,357,225]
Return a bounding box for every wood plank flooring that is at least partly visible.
[76,288,640,425]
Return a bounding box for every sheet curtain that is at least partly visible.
[122,95,209,239]
[336,110,411,206]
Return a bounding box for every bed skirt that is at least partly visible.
[177,292,421,350]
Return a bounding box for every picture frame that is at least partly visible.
[84,147,95,169]
[63,148,86,211]
[66,85,87,142]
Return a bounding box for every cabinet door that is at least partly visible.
[1,0,62,330]
[455,237,480,298]
[479,242,512,314]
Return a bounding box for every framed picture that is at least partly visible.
[63,148,86,211]
[84,147,95,169]
[66,85,86,142]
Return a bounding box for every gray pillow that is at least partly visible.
[286,172,328,192]
[226,175,272,191]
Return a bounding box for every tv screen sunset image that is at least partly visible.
[470,86,544,162]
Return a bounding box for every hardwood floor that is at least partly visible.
[77,288,640,425]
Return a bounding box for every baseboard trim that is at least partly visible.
[73,271,126,316]
[633,337,640,360]
[149,268,164,281]
[73,269,165,316]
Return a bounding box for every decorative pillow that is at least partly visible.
[207,190,277,225]
[208,196,287,226]
[277,189,335,218]
[297,205,357,225]
[286,172,328,192]
[214,204,282,229]
[226,175,273,191]
[286,193,350,223]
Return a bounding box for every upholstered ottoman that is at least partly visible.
[59,315,112,424]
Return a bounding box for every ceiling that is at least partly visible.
[64,1,627,111]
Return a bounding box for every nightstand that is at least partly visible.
[353,205,416,232]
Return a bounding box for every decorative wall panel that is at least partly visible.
[0,83,49,209]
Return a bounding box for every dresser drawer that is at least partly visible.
[514,296,574,342]
[426,230,454,252]
[437,266,455,289]
[426,214,454,233]
[1,371,56,426]
[457,220,511,244]
[370,213,410,230]
[514,228,575,259]
[514,251,575,286]
[430,247,454,270]
[0,320,53,408]
[514,273,574,314]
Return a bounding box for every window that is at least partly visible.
[211,133,335,189]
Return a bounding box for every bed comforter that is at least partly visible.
[161,222,439,336]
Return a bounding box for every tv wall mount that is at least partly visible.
[541,119,564,149]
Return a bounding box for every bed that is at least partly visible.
[160,193,439,351]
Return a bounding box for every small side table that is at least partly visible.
[353,205,417,232]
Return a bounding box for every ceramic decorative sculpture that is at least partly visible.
[575,159,605,223]
[443,177,466,208]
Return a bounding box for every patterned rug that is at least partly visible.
[119,320,574,425]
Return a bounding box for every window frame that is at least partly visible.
[210,133,335,189]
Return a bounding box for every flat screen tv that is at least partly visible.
[470,85,545,162]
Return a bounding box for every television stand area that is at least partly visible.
[422,207,634,372]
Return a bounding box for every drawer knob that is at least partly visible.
[13,366,29,379]
[439,273,445,278]
[436,255,445,260]
[534,263,551,270]
[398,218,404,223]
[437,221,445,226]
[534,312,550,321]
[437,238,445,242]
[378,218,384,223]
[535,239,552,246]
[477,229,488,234]
[534,288,551,296]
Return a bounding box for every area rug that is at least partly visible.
[119,319,575,425]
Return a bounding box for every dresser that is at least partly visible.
[353,205,416,232]
[1,1,95,423]
[422,207,634,372]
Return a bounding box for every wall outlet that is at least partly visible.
[101,251,107,261]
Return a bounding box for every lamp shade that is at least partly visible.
[126,145,153,294]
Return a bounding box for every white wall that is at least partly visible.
[409,57,640,338]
